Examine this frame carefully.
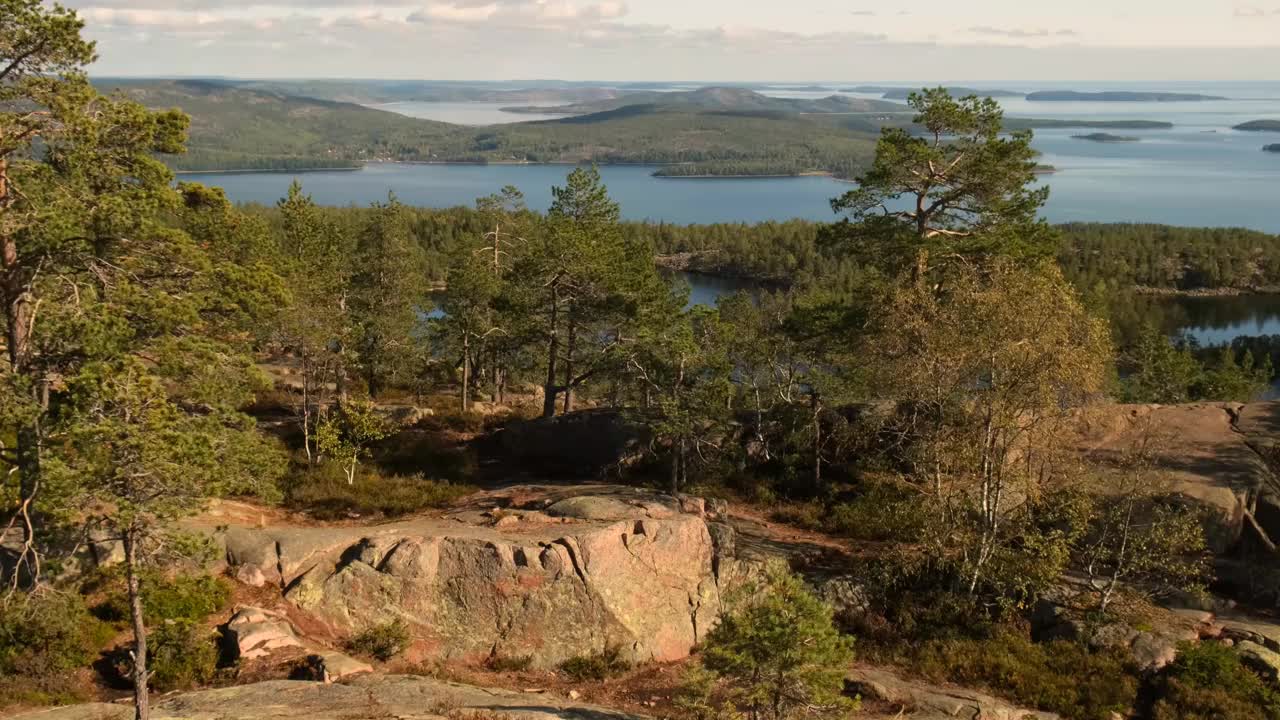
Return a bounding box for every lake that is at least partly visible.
[181,79,1280,232]
[183,81,1280,346]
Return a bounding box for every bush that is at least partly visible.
[559,646,631,681]
[99,572,232,625]
[906,632,1138,720]
[146,620,219,692]
[486,654,533,673]
[0,592,111,706]
[692,561,856,720]
[826,483,925,542]
[287,463,472,519]
[1151,642,1280,720]
[348,620,411,661]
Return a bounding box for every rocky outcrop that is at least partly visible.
[848,666,1059,720]
[212,487,725,668]
[1071,402,1279,552]
[8,675,647,720]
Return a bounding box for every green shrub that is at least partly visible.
[0,592,113,707]
[99,573,232,625]
[287,463,472,519]
[827,483,925,542]
[146,620,219,692]
[559,646,631,681]
[348,620,411,661]
[1151,642,1280,720]
[907,632,1138,720]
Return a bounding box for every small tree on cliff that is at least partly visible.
[687,561,857,720]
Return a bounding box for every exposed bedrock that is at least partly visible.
[212,488,727,668]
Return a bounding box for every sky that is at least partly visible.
[66,0,1280,82]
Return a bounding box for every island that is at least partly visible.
[1235,120,1280,132]
[1003,118,1173,130]
[1026,91,1226,102]
[845,85,1025,99]
[1072,133,1141,143]
[1266,144,1280,153]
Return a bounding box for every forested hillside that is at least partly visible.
[95,79,883,176]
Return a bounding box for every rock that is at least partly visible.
[1071,402,1271,552]
[545,495,651,521]
[1238,641,1280,681]
[848,666,1060,720]
[379,405,435,427]
[496,408,653,477]
[221,607,303,661]
[1129,632,1179,671]
[1088,623,1140,652]
[7,675,648,720]
[1220,616,1280,652]
[292,651,373,682]
[210,489,724,669]
[235,564,269,588]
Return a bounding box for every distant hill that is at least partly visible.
[93,78,458,171]
[846,85,1025,99]
[1236,120,1280,132]
[92,79,882,177]
[501,87,907,116]
[1026,91,1226,102]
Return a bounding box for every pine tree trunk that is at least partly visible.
[563,316,576,415]
[542,286,560,418]
[461,334,471,413]
[124,531,150,720]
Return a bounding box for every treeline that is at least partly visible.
[171,150,361,172]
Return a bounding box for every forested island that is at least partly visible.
[845,85,1026,99]
[1236,120,1280,132]
[1027,90,1227,101]
[1072,132,1141,142]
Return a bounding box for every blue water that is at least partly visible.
[180,163,852,225]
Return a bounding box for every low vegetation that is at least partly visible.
[558,646,632,682]
[347,621,412,662]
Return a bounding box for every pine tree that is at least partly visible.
[349,195,428,397]
[693,561,857,720]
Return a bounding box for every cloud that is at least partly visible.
[1233,5,1280,17]
[968,25,1079,38]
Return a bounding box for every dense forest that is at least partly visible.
[6,8,1280,720]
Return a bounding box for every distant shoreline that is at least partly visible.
[174,166,360,175]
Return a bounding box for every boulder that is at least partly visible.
[221,607,304,661]
[292,651,373,682]
[1238,641,1280,681]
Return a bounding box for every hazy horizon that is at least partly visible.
[66,0,1280,82]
